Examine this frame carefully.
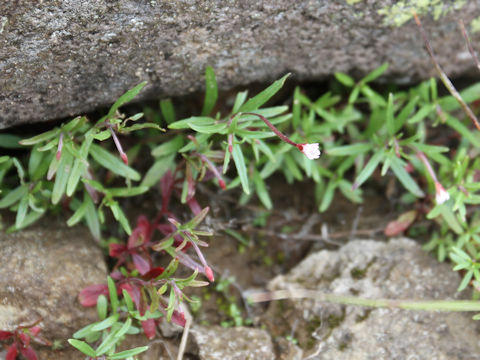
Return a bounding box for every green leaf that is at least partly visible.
[95,330,118,356]
[68,339,97,357]
[108,276,119,313]
[16,194,29,229]
[353,151,383,189]
[445,115,480,148]
[319,180,336,212]
[106,82,147,120]
[67,199,88,226]
[328,143,372,156]
[335,72,355,87]
[231,143,250,194]
[97,295,108,320]
[108,346,149,359]
[168,116,214,130]
[390,157,425,197]
[108,186,149,197]
[122,289,134,312]
[114,317,132,338]
[189,122,227,134]
[19,127,61,146]
[66,135,93,196]
[141,154,175,188]
[109,202,132,235]
[160,99,176,124]
[407,103,435,124]
[72,323,97,339]
[7,209,45,232]
[89,143,141,181]
[239,74,290,112]
[120,123,162,133]
[52,149,74,205]
[0,185,28,208]
[439,205,463,234]
[0,134,23,149]
[232,91,248,114]
[458,270,473,292]
[361,63,388,83]
[386,93,395,136]
[201,66,218,116]
[91,314,119,332]
[151,136,184,157]
[28,146,49,181]
[84,193,101,240]
[253,170,272,209]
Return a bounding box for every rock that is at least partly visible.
[264,238,480,359]
[1,1,479,128]
[0,222,107,343]
[189,325,275,360]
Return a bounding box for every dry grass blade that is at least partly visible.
[458,19,480,72]
[413,12,480,131]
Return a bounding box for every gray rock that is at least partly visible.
[190,325,275,360]
[0,222,107,342]
[1,1,479,129]
[264,238,480,360]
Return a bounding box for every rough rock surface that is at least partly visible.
[1,1,479,128]
[264,238,480,360]
[189,325,275,360]
[0,222,107,342]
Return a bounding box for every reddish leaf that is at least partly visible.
[0,330,13,340]
[20,346,38,360]
[141,266,165,280]
[384,210,417,237]
[19,333,30,346]
[118,283,141,310]
[141,319,156,340]
[110,270,124,281]
[29,327,41,337]
[109,243,128,258]
[78,284,109,307]
[187,197,201,215]
[6,344,18,360]
[132,253,151,275]
[171,310,186,327]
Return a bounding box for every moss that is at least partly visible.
[350,267,368,279]
[377,0,467,27]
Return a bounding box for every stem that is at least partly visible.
[413,13,480,131]
[248,289,480,312]
[243,112,298,147]
[416,150,438,183]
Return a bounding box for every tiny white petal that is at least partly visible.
[301,143,321,160]
[435,182,450,204]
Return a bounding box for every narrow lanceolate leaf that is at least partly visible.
[108,186,149,197]
[66,135,93,196]
[51,149,74,204]
[335,72,355,87]
[15,194,29,229]
[84,193,101,240]
[141,154,175,188]
[239,73,290,112]
[108,346,149,359]
[386,93,395,136]
[253,170,272,209]
[106,82,147,120]
[89,143,141,181]
[160,99,176,124]
[68,339,97,357]
[67,199,88,226]
[0,185,28,208]
[19,128,61,146]
[109,202,132,235]
[0,134,23,149]
[108,276,119,313]
[91,314,119,332]
[362,63,388,83]
[151,136,184,157]
[327,143,372,156]
[168,116,214,130]
[201,66,218,116]
[390,157,424,197]
[231,143,250,194]
[353,151,383,190]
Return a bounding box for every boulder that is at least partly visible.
[1,1,479,128]
[0,222,107,343]
[264,238,480,359]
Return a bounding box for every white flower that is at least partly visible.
[435,182,450,204]
[298,143,321,160]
